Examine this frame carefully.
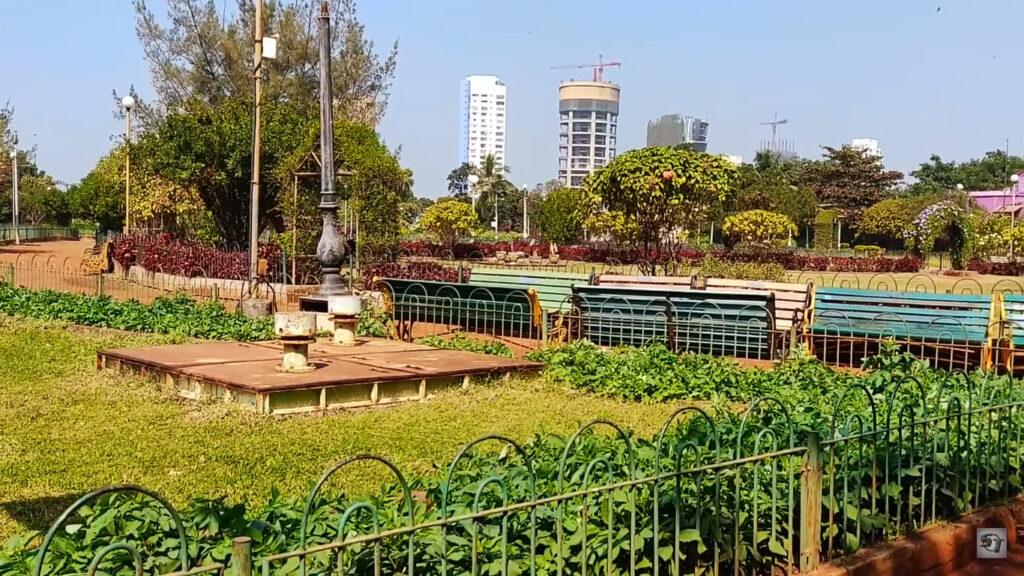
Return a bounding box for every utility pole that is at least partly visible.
[9,149,18,245]
[522,188,528,239]
[249,0,264,280]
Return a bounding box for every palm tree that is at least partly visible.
[471,154,513,228]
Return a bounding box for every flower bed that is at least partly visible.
[112,234,282,280]
[359,261,461,289]
[967,260,1024,276]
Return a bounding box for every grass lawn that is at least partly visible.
[0,318,685,540]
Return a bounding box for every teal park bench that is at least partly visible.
[810,288,996,367]
[375,277,539,340]
[570,284,777,359]
[468,268,593,313]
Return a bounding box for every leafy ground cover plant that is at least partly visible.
[415,334,514,357]
[0,284,273,341]
[3,342,1015,576]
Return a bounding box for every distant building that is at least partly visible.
[850,138,882,159]
[459,75,507,168]
[721,154,743,166]
[558,80,620,188]
[646,114,709,151]
[970,171,1024,216]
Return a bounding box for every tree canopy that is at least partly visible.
[794,145,903,222]
[583,146,736,265]
[907,151,1024,195]
[132,0,397,126]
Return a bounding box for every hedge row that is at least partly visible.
[112,234,282,280]
[398,241,923,273]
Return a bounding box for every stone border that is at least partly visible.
[811,498,1024,576]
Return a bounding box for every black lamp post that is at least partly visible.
[314,1,348,296]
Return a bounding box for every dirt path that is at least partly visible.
[0,238,94,266]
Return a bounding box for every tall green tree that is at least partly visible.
[794,145,903,223]
[132,0,397,126]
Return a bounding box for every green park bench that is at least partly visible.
[810,287,996,367]
[375,277,539,340]
[468,268,593,313]
[569,284,777,359]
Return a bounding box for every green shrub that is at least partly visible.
[534,186,587,245]
[0,284,273,341]
[415,334,513,357]
[721,209,796,247]
[814,209,837,250]
[695,255,787,282]
[853,245,885,257]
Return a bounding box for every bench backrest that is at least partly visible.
[376,277,540,328]
[469,268,591,312]
[570,284,776,358]
[812,287,995,343]
[595,274,696,290]
[705,278,812,332]
[999,294,1024,344]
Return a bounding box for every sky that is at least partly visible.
[1,0,1023,197]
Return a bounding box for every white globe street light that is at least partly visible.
[121,94,136,232]
[468,174,480,210]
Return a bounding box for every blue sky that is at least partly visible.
[2,0,1023,197]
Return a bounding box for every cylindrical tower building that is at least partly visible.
[557,80,620,187]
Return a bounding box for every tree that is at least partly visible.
[0,104,18,198]
[908,152,1024,195]
[728,163,817,228]
[419,199,478,251]
[583,146,736,271]
[471,155,513,223]
[132,0,397,126]
[795,145,903,223]
[138,97,311,247]
[535,186,586,245]
[446,163,473,199]
[19,172,71,226]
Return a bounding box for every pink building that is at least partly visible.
[969,171,1024,215]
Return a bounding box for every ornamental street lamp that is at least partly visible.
[1011,174,1021,262]
[121,95,135,232]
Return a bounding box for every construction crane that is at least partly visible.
[550,55,621,82]
[760,114,788,151]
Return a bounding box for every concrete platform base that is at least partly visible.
[97,338,542,415]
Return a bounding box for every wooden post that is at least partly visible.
[232,536,253,576]
[96,273,104,297]
[800,432,823,573]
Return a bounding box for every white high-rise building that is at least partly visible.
[459,75,507,168]
[850,138,882,159]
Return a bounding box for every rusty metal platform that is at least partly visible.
[97,338,542,415]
